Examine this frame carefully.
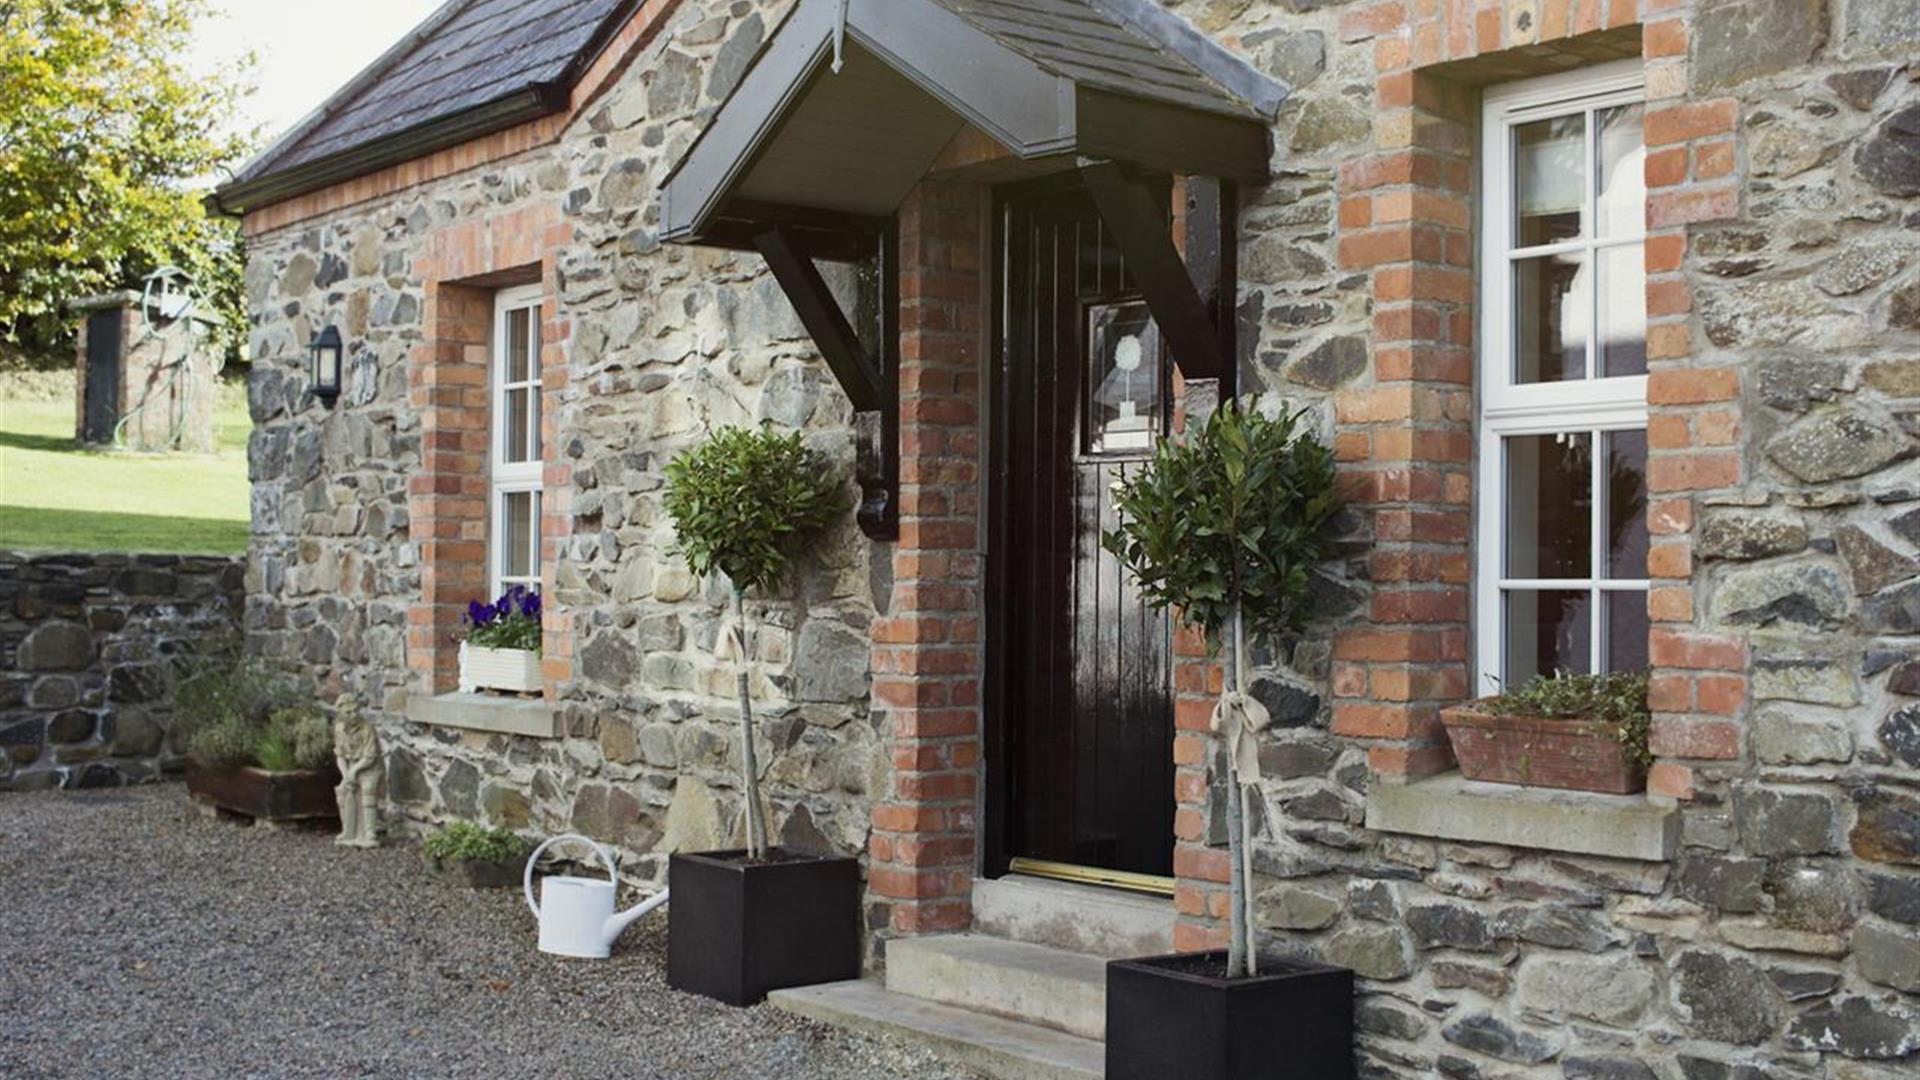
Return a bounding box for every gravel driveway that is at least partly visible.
[0,786,978,1079]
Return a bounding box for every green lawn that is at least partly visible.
[0,386,251,555]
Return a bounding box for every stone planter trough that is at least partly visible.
[186,761,341,823]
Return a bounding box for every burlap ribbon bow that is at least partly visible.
[1210,689,1270,785]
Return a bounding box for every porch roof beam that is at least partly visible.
[752,226,884,413]
[1078,159,1230,384]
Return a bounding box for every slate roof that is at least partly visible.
[219,0,638,208]
[926,0,1282,120]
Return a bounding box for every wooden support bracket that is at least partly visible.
[753,223,900,540]
[1078,159,1234,386]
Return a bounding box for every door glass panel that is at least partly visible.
[1504,590,1592,684]
[1595,104,1645,239]
[1605,591,1650,673]
[1514,253,1586,383]
[1596,245,1647,377]
[1515,114,1585,247]
[1505,432,1592,579]
[1605,429,1649,579]
[1086,300,1162,455]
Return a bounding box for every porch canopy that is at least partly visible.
[658,0,1287,537]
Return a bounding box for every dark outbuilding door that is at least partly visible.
[990,177,1175,884]
[82,309,122,445]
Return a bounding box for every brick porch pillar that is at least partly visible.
[866,179,986,940]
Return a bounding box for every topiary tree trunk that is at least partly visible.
[733,587,767,860]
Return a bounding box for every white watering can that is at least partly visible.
[522,834,669,959]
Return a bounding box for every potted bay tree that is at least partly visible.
[661,424,859,1005]
[1101,399,1353,1080]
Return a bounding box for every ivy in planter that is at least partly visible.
[1486,669,1652,769]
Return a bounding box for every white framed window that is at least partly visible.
[1476,61,1649,695]
[491,285,544,599]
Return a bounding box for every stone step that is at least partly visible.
[769,979,1104,1080]
[886,933,1109,1040]
[971,874,1173,959]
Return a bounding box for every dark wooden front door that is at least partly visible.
[990,178,1175,880]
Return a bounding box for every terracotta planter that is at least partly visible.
[1440,701,1645,794]
[185,761,341,822]
[459,642,542,694]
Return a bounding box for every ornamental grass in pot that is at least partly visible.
[458,586,543,695]
[174,661,339,824]
[661,424,858,1006]
[1440,670,1652,794]
[1101,400,1353,1080]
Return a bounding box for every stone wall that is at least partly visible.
[0,551,245,791]
[241,0,884,882]
[233,0,1920,1073]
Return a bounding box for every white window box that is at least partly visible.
[459,642,543,695]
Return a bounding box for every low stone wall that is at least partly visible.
[0,551,245,791]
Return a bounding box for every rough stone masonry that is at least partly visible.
[230,0,1920,1075]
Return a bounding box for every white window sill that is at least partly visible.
[405,692,560,739]
[1365,772,1678,862]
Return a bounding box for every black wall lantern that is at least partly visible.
[310,325,343,406]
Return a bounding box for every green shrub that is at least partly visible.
[1487,670,1652,768]
[171,660,328,770]
[423,822,532,864]
[1103,400,1343,646]
[663,425,844,596]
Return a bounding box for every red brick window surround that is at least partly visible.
[1331,4,1742,796]
[406,204,574,697]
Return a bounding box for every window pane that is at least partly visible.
[1515,114,1585,247]
[529,386,542,461]
[1514,253,1586,383]
[1596,245,1647,378]
[1605,429,1649,579]
[1086,301,1163,454]
[506,388,530,463]
[1505,432,1592,579]
[1504,590,1592,684]
[503,491,533,579]
[1605,591,1649,673]
[1595,104,1645,239]
[507,308,531,383]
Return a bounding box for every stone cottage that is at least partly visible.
[216,0,1920,1074]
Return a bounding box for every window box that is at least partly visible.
[1440,700,1645,795]
[459,642,542,696]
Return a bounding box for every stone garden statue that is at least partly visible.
[333,697,382,848]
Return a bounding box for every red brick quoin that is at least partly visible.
[865,180,988,939]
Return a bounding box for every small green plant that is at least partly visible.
[1487,670,1652,768]
[664,425,844,861]
[171,660,330,771]
[1102,399,1342,980]
[423,822,533,864]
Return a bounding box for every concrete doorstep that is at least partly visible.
[769,980,1105,1080]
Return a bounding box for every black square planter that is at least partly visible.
[1106,951,1354,1080]
[666,849,861,1006]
